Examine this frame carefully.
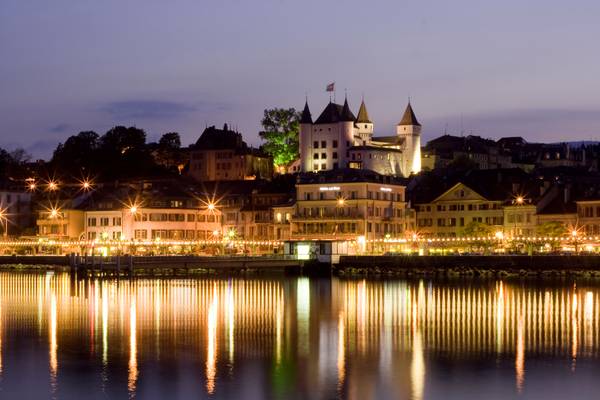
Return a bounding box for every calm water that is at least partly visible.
[0,273,599,399]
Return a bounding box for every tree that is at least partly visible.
[536,221,566,237]
[461,221,493,237]
[156,132,184,170]
[52,131,100,173]
[259,108,300,169]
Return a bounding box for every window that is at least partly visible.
[332,152,338,159]
[314,141,319,148]
[313,163,318,170]
[88,218,97,227]
[313,153,319,159]
[321,153,327,159]
[187,214,195,222]
[100,217,109,226]
[321,140,326,148]
[332,140,338,148]
[113,217,122,226]
[333,163,338,169]
[321,163,326,170]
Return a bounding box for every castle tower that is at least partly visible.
[340,97,356,149]
[299,100,313,172]
[396,102,421,176]
[355,99,373,144]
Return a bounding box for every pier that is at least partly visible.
[0,254,305,276]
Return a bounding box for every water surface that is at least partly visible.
[0,272,598,399]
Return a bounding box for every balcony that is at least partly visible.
[292,212,365,221]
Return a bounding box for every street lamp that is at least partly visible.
[47,180,58,192]
[0,208,7,238]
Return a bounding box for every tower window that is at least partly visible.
[314,141,319,148]
[364,124,368,128]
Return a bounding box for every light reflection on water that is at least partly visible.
[0,272,599,399]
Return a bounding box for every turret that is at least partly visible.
[355,99,373,143]
[299,100,313,172]
[396,102,422,176]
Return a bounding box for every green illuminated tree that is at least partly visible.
[461,221,493,237]
[536,221,566,237]
[259,108,300,169]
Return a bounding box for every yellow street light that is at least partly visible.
[337,198,345,206]
[571,230,578,237]
[129,205,138,214]
[47,180,58,191]
[207,203,215,211]
[516,196,524,205]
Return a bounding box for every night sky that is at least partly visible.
[2,0,600,159]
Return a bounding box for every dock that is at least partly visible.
[0,254,306,276]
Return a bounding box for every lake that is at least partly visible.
[0,271,598,399]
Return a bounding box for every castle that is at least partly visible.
[299,98,422,177]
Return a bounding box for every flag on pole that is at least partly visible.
[326,82,335,92]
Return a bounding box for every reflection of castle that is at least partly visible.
[299,99,422,177]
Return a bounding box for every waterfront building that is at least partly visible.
[188,124,272,182]
[36,208,84,239]
[290,169,414,242]
[35,180,222,243]
[576,200,600,235]
[0,183,32,236]
[299,99,421,177]
[414,182,504,237]
[503,203,538,237]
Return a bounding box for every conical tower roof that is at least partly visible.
[340,97,356,122]
[300,101,312,124]
[398,102,421,126]
[356,100,371,124]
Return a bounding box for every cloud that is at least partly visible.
[48,123,71,133]
[100,100,201,120]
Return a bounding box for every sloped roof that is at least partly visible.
[340,98,356,121]
[355,100,371,124]
[398,103,421,126]
[300,101,312,124]
[194,125,246,151]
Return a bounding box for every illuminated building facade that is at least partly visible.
[290,169,414,242]
[414,182,504,238]
[299,99,421,178]
[188,124,272,182]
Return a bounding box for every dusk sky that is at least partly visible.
[2,0,600,159]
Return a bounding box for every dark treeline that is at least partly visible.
[48,127,184,181]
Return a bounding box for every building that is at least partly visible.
[35,180,223,244]
[37,208,84,239]
[0,185,32,236]
[299,99,421,177]
[414,182,504,237]
[188,124,272,181]
[290,169,414,242]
